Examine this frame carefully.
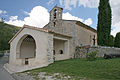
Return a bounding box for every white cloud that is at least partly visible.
[0,9,7,14]
[63,12,93,26]
[24,6,49,28]
[59,0,63,5]
[3,11,7,14]
[5,6,93,27]
[0,18,3,22]
[47,0,54,5]
[110,0,120,36]
[63,12,83,22]
[5,6,49,27]
[111,22,120,37]
[9,16,18,20]
[5,16,25,27]
[110,0,120,25]
[71,0,77,8]
[78,0,99,8]
[84,18,92,26]
[62,0,78,10]
[0,10,2,14]
[5,20,25,27]
[23,11,29,15]
[64,0,72,10]
[59,0,99,10]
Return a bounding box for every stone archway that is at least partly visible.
[20,35,36,58]
[16,34,36,60]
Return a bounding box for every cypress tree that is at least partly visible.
[97,0,112,46]
[114,32,120,48]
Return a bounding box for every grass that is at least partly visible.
[27,58,120,80]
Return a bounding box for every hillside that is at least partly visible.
[0,22,21,51]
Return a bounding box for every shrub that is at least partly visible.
[114,32,120,48]
[86,51,98,61]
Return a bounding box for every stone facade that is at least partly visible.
[5,26,54,73]
[44,6,97,55]
[6,6,97,73]
[5,25,72,73]
[53,34,72,61]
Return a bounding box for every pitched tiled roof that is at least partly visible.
[9,25,72,43]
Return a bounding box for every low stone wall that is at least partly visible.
[74,45,120,58]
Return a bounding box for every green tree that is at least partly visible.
[114,32,120,48]
[108,35,114,47]
[0,22,20,51]
[97,0,112,46]
[0,27,14,51]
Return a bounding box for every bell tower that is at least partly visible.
[49,6,63,22]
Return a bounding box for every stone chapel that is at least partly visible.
[5,6,97,73]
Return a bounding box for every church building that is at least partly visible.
[5,6,97,73]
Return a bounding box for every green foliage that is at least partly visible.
[0,22,20,51]
[108,35,114,47]
[114,32,120,48]
[0,51,4,54]
[27,58,120,80]
[86,51,97,61]
[97,0,112,46]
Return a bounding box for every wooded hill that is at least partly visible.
[0,22,20,51]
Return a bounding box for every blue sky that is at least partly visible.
[0,0,120,36]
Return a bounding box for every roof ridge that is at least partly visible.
[9,24,72,43]
[24,24,49,32]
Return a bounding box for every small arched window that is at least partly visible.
[59,50,63,54]
[54,9,57,19]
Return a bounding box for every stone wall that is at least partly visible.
[47,34,54,63]
[44,20,97,56]
[74,45,120,58]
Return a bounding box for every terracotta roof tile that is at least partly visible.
[9,25,72,43]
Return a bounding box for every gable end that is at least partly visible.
[76,21,97,33]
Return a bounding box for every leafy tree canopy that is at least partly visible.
[0,22,20,51]
[114,32,120,48]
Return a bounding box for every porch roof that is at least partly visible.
[9,25,72,43]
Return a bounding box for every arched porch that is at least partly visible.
[16,34,36,65]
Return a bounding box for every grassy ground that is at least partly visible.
[27,58,120,80]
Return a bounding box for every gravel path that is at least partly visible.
[0,55,74,80]
[0,55,35,80]
[11,73,34,80]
